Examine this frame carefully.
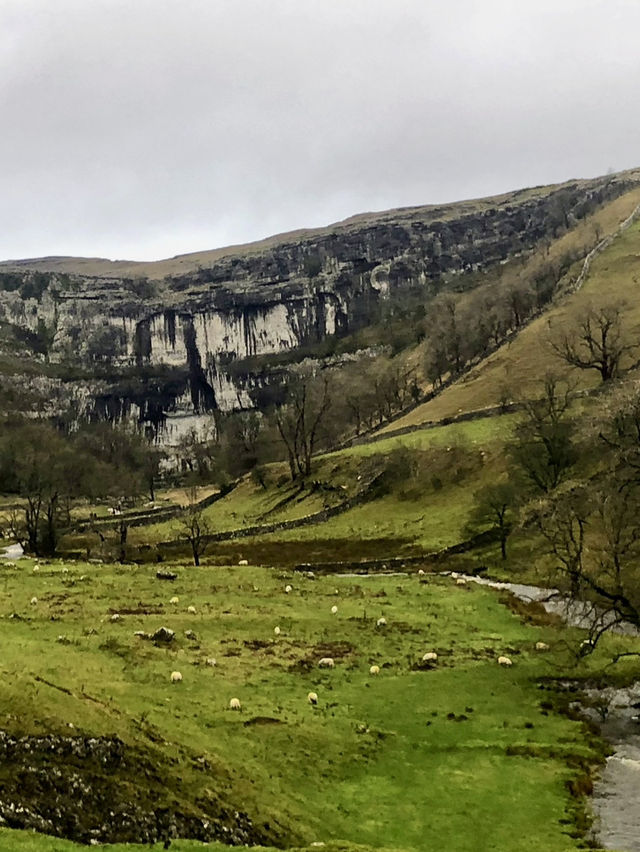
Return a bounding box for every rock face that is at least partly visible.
[0,730,275,846]
[0,173,636,442]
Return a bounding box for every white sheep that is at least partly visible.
[238,559,249,566]
[206,657,217,667]
[169,596,180,604]
[331,605,338,615]
[32,565,39,573]
[376,617,387,628]
[274,626,281,636]
[455,578,467,586]
[110,613,121,622]
[30,597,38,605]
[308,691,318,705]
[418,569,425,576]
[535,641,549,651]
[61,567,69,574]
[229,697,242,711]
[369,665,380,676]
[422,652,438,663]
[318,657,335,668]
[170,671,183,683]
[284,584,293,594]
[187,605,197,614]
[497,655,513,666]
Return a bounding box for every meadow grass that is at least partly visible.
[0,557,625,852]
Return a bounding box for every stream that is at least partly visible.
[0,542,23,561]
[338,567,640,850]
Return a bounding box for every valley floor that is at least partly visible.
[0,556,636,852]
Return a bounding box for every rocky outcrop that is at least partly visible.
[0,729,275,846]
[0,173,636,442]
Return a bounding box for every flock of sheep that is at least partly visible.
[159,568,551,711]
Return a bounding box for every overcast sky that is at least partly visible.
[1,0,639,262]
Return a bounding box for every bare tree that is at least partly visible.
[535,481,640,646]
[511,375,577,493]
[178,487,211,566]
[465,482,518,560]
[550,305,636,382]
[274,372,331,480]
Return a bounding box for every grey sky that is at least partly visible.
[1,0,639,261]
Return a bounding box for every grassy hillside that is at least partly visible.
[383,189,640,431]
[0,556,633,852]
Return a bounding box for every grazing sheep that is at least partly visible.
[318,657,335,668]
[418,569,425,576]
[422,652,438,663]
[376,617,387,628]
[187,605,197,614]
[455,578,467,586]
[238,559,249,566]
[206,657,217,667]
[331,605,338,615]
[535,641,550,651]
[284,584,293,594]
[274,626,281,636]
[169,596,180,604]
[369,665,380,676]
[497,655,513,666]
[110,613,121,622]
[170,671,183,683]
[229,697,242,711]
[30,597,38,605]
[61,567,69,574]
[308,691,318,705]
[32,565,39,573]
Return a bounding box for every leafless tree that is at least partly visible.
[274,372,332,480]
[178,487,211,566]
[550,305,636,382]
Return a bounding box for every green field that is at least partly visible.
[0,555,634,852]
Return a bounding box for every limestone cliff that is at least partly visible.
[1,171,637,443]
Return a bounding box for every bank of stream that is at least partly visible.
[338,568,640,852]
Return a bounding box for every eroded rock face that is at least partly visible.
[0,175,635,441]
[0,730,273,846]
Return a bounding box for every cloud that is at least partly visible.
[1,0,639,260]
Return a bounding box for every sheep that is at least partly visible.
[169,596,180,604]
[308,691,318,705]
[32,565,39,573]
[422,652,438,663]
[61,566,69,574]
[30,597,38,605]
[369,665,380,676]
[318,657,335,668]
[497,655,513,666]
[535,641,550,651]
[418,569,425,576]
[229,697,242,711]
[376,617,387,628]
[170,671,183,683]
[187,605,197,614]
[274,626,281,636]
[331,605,338,615]
[284,584,293,594]
[110,613,121,622]
[238,559,249,566]
[455,578,467,586]
[206,657,217,667]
